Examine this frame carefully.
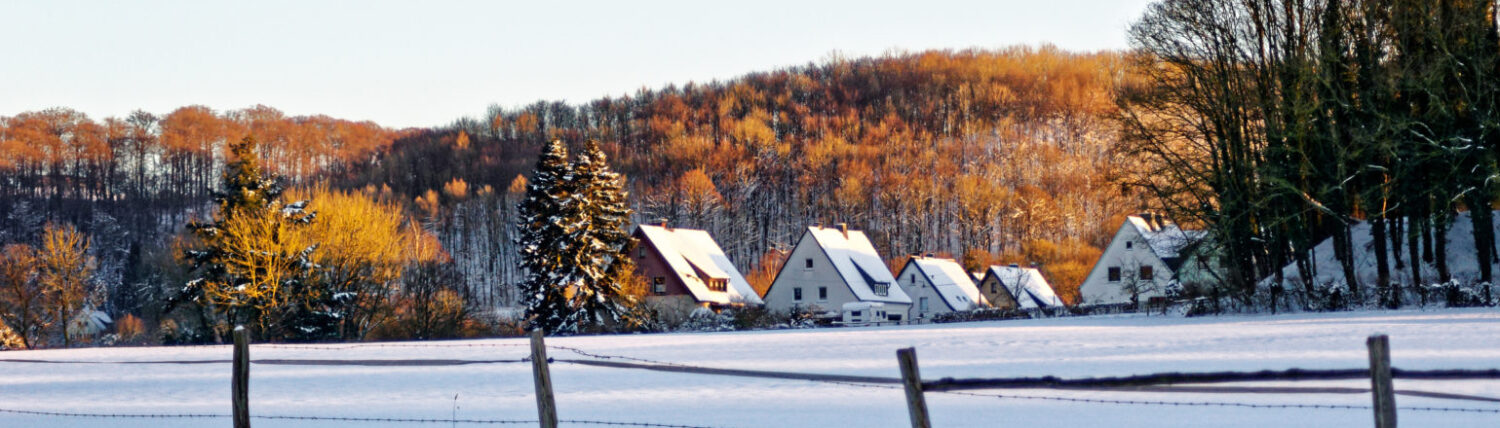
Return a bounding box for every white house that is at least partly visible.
[1079,213,1202,306]
[979,264,1064,310]
[764,224,912,320]
[895,255,988,321]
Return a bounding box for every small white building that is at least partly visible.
[764,224,912,321]
[979,264,1064,310]
[840,301,889,326]
[895,255,988,321]
[1079,214,1202,306]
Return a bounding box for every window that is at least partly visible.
[804,258,814,269]
[653,277,666,294]
[919,297,929,313]
[794,287,803,301]
[1140,266,1154,281]
[889,314,903,322]
[818,287,828,300]
[638,248,646,259]
[909,274,915,284]
[873,282,890,296]
[850,310,863,317]
[1107,267,1121,282]
[1125,241,1133,250]
[990,282,997,293]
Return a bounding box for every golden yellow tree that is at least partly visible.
[288,185,441,340]
[38,223,96,347]
[0,244,49,349]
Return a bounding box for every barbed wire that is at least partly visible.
[559,419,723,428]
[548,345,691,368]
[258,342,531,351]
[0,408,724,427]
[934,390,1500,414]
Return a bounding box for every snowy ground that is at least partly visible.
[3,309,1499,427]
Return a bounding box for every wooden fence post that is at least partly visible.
[530,330,558,428]
[232,326,250,428]
[1367,334,1396,428]
[897,347,932,428]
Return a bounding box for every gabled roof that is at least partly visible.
[636,224,764,305]
[985,265,1064,309]
[805,226,912,304]
[1126,214,1203,271]
[904,256,987,311]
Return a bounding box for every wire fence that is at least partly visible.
[0,407,720,427]
[4,336,1500,426]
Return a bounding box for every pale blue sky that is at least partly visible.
[1,1,1155,129]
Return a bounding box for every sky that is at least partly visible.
[0,0,1157,129]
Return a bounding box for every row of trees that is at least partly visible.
[0,224,98,349]
[165,137,478,342]
[0,105,401,249]
[1120,0,1500,309]
[0,105,404,320]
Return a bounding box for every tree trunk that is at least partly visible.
[1371,216,1390,302]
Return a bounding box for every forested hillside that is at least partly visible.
[0,47,1140,343]
[345,47,1140,305]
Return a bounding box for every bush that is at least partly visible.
[115,314,148,344]
[933,308,1027,323]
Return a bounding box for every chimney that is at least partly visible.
[836,222,848,237]
[656,218,669,228]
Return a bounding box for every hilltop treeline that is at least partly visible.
[349,47,1141,304]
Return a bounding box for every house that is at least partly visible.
[1078,213,1202,306]
[895,255,988,321]
[632,222,764,308]
[763,224,912,320]
[978,264,1064,310]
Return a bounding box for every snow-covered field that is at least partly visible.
[3,309,1498,427]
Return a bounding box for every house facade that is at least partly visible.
[979,264,1063,310]
[764,224,912,320]
[895,255,987,321]
[1078,214,1201,307]
[632,223,764,308]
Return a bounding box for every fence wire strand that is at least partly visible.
[0,408,723,427]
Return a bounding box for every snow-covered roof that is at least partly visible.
[1126,214,1201,262]
[805,226,912,304]
[985,265,1063,309]
[637,224,764,305]
[907,257,987,311]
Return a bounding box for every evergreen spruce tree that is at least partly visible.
[515,141,576,333]
[560,141,640,330]
[515,140,641,334]
[175,136,318,341]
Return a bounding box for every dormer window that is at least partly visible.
[873,282,890,296]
